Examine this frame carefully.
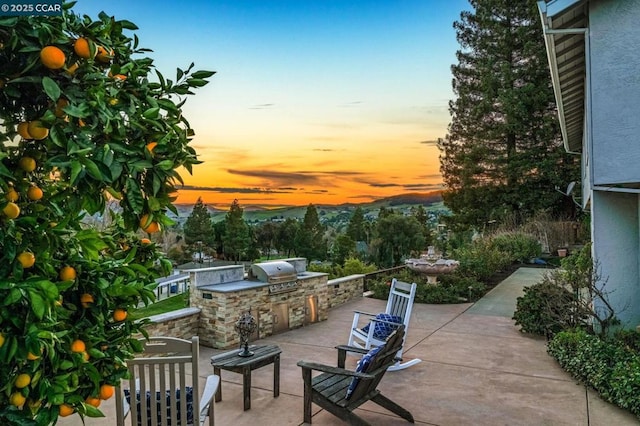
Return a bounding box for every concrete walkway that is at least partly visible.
[61,267,638,425]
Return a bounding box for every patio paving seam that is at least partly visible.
[420,359,576,383]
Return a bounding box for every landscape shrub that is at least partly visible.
[308,258,377,280]
[367,273,485,304]
[548,330,640,417]
[452,238,510,281]
[512,278,578,336]
[488,232,542,263]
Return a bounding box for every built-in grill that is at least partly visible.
[250,261,297,284]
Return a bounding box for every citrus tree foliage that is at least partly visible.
[0,3,213,424]
[438,0,579,228]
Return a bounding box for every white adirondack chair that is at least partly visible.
[348,278,421,371]
[116,336,220,426]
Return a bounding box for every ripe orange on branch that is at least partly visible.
[73,37,94,59]
[99,384,115,400]
[5,187,19,202]
[139,214,161,233]
[70,339,86,353]
[113,308,127,322]
[59,266,77,281]
[80,293,94,308]
[17,252,35,268]
[18,156,36,172]
[10,392,26,408]
[27,120,49,140]
[14,373,31,389]
[27,185,43,201]
[40,45,66,70]
[58,404,74,417]
[17,122,31,139]
[3,202,20,219]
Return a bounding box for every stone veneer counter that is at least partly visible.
[197,271,327,293]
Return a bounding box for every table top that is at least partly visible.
[211,344,281,368]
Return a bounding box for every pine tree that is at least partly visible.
[223,199,250,262]
[295,204,326,261]
[439,0,579,228]
[183,197,214,247]
[346,207,367,242]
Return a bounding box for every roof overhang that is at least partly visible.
[538,0,588,153]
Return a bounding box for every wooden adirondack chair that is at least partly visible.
[348,278,421,371]
[115,336,220,426]
[297,326,414,425]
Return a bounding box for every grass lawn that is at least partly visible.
[131,292,189,320]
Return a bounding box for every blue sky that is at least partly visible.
[72,0,470,207]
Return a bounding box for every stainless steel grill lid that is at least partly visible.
[250,261,297,284]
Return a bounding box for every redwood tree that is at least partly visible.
[439,0,579,229]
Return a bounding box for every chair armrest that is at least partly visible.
[335,344,369,355]
[297,360,374,379]
[352,310,376,317]
[199,374,220,418]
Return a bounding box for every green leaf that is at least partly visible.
[81,158,103,181]
[191,70,216,79]
[118,19,138,30]
[186,78,208,87]
[42,76,61,101]
[28,290,45,320]
[70,161,83,186]
[125,178,144,213]
[143,107,160,119]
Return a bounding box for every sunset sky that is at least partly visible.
[73,0,470,208]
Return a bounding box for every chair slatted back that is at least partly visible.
[116,336,201,426]
[386,279,415,324]
[347,326,405,403]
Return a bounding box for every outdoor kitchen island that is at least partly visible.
[188,258,329,349]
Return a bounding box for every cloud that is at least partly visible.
[227,169,321,185]
[248,103,275,110]
[179,184,294,194]
[419,139,439,146]
[312,148,337,152]
[402,183,444,191]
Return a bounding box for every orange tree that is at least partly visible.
[0,2,214,424]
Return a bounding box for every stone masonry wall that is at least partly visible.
[193,273,329,348]
[327,274,364,308]
[141,307,200,339]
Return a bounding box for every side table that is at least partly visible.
[210,344,282,411]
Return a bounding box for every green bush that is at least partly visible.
[513,278,578,336]
[548,330,640,417]
[452,238,510,281]
[489,232,542,263]
[366,273,485,304]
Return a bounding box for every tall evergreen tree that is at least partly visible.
[295,204,326,261]
[183,197,214,247]
[222,199,250,262]
[439,0,579,228]
[276,218,299,257]
[346,207,367,242]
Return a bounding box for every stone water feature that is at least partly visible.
[405,246,459,284]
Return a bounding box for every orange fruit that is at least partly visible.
[82,351,90,362]
[140,238,151,245]
[139,214,161,233]
[59,265,77,281]
[27,121,49,140]
[17,122,32,139]
[112,73,126,80]
[5,187,19,202]
[3,202,20,219]
[27,351,40,361]
[17,252,35,268]
[65,62,79,75]
[96,46,113,63]
[40,46,66,70]
[85,396,101,407]
[73,37,93,59]
[27,185,43,201]
[113,309,127,322]
[78,118,86,127]
[10,392,26,408]
[80,293,94,308]
[145,141,157,154]
[99,384,115,400]
[54,98,69,118]
[58,403,74,417]
[14,373,31,389]
[19,157,36,172]
[0,333,4,348]
[71,339,85,353]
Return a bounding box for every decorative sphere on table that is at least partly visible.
[235,312,258,357]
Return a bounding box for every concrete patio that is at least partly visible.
[61,267,638,425]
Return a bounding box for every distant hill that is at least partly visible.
[171,191,445,223]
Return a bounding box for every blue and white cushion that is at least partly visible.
[124,387,194,426]
[345,345,383,400]
[361,313,403,340]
